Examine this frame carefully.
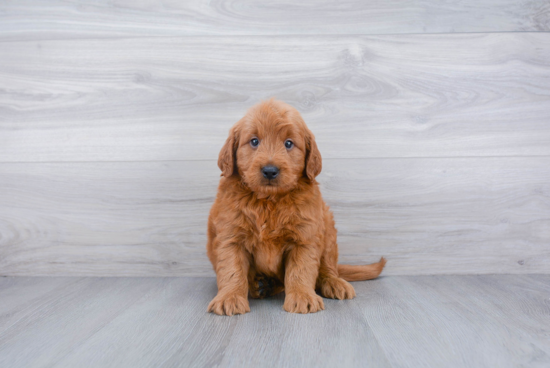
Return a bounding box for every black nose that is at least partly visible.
[262,165,279,180]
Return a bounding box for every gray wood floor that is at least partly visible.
[0,275,549,368]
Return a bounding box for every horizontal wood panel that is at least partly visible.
[0,0,549,40]
[1,33,550,162]
[0,157,548,276]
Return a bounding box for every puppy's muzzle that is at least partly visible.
[261,165,279,180]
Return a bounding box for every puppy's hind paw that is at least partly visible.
[249,274,284,299]
[319,277,356,300]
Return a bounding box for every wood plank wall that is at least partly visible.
[1,1,549,276]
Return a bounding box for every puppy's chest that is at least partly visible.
[244,204,293,243]
[242,203,295,274]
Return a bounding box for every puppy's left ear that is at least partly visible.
[218,122,241,177]
[304,129,322,181]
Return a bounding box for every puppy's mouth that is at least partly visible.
[252,174,296,195]
[258,175,282,189]
[262,179,278,186]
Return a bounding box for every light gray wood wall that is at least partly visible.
[1,1,549,276]
[1,0,549,39]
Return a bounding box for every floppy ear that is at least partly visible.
[218,124,240,177]
[304,129,322,180]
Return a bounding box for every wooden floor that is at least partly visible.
[1,275,549,368]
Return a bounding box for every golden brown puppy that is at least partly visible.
[207,99,386,315]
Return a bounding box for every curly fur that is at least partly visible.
[207,99,386,315]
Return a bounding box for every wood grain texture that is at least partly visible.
[0,0,549,40]
[0,161,218,276]
[1,157,548,276]
[355,275,550,367]
[1,33,550,162]
[48,278,239,368]
[0,277,77,319]
[1,275,549,367]
[0,277,164,368]
[217,290,390,367]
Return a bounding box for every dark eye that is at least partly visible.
[250,138,259,147]
[284,140,294,149]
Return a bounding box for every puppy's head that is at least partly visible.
[218,99,321,194]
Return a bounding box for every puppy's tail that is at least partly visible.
[338,257,387,282]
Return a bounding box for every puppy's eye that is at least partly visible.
[284,140,294,149]
[250,138,259,147]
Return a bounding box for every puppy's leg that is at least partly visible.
[207,241,251,316]
[317,264,356,300]
[316,217,356,300]
[283,245,324,313]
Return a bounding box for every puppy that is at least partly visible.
[207,99,386,315]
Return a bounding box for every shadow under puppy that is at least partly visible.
[207,99,386,315]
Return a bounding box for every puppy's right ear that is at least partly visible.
[217,122,240,177]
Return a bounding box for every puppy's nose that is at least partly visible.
[262,165,279,180]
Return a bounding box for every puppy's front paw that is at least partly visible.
[284,291,325,314]
[319,277,356,300]
[207,293,250,316]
